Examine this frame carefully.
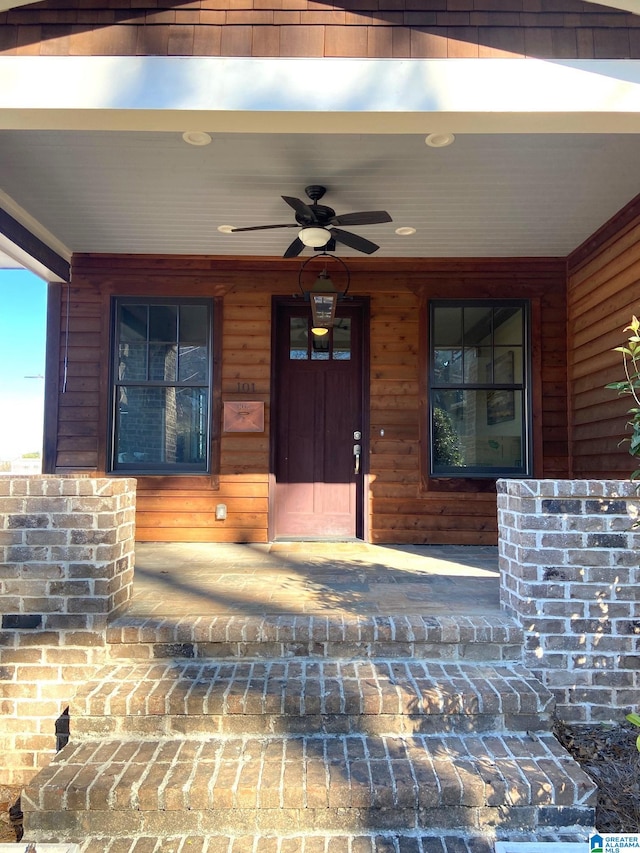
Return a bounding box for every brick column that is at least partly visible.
[497,479,640,723]
[0,476,136,789]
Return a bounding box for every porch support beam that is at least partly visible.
[2,57,640,135]
[578,0,640,12]
[0,207,70,282]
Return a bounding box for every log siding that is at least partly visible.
[568,199,640,480]
[43,254,569,545]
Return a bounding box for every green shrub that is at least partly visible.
[606,314,640,480]
[626,712,640,754]
[432,406,463,466]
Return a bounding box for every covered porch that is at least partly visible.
[2,54,640,544]
[129,540,501,617]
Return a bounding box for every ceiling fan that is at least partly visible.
[230,185,392,258]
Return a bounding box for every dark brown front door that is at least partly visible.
[273,301,366,539]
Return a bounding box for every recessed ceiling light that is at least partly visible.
[217,225,236,234]
[182,131,212,146]
[395,227,416,236]
[425,132,455,148]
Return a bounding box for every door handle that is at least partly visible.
[353,444,361,475]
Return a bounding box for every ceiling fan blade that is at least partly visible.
[283,237,305,258]
[231,224,298,232]
[330,227,379,255]
[330,211,392,227]
[282,195,316,222]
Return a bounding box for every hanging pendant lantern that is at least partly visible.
[298,253,350,334]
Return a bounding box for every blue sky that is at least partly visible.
[0,268,47,459]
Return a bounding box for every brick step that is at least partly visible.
[71,660,554,738]
[74,830,587,853]
[105,614,523,662]
[23,733,596,841]
[76,836,493,853]
[72,831,587,853]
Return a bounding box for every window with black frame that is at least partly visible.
[429,300,530,478]
[110,298,212,473]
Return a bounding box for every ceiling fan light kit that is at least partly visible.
[299,227,332,248]
[229,185,392,257]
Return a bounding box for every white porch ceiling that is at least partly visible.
[1,129,640,263]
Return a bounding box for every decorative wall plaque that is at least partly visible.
[223,401,265,433]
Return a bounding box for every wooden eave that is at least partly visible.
[0,0,638,14]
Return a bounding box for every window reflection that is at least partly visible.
[333,318,351,360]
[289,316,352,360]
[116,386,207,466]
[120,305,147,341]
[290,317,309,360]
[112,299,210,473]
[311,333,330,360]
[149,305,177,343]
[430,302,528,477]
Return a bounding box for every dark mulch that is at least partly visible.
[0,796,23,843]
[0,792,21,843]
[554,718,640,833]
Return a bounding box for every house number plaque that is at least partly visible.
[223,401,265,433]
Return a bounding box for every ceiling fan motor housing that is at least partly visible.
[295,204,336,227]
[304,185,327,202]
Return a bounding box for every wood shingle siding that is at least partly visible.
[568,200,640,480]
[44,254,569,545]
[0,0,637,59]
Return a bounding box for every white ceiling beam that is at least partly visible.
[0,233,68,281]
[0,190,72,281]
[2,57,640,134]
[0,250,24,269]
[583,0,640,13]
[0,0,36,9]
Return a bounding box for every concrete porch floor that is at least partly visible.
[128,542,501,618]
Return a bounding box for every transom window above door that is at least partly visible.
[289,316,351,361]
[429,300,531,478]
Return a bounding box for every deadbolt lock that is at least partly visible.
[353,430,362,440]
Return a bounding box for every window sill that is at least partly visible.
[422,477,497,493]
[113,473,219,491]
